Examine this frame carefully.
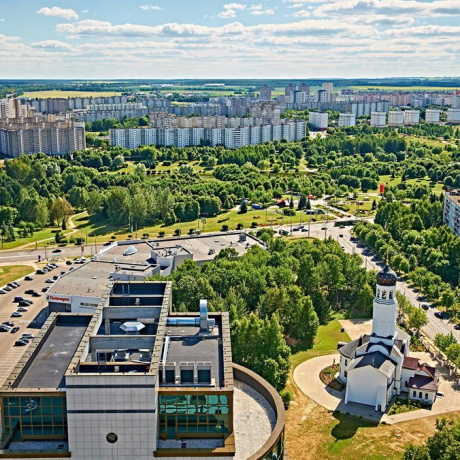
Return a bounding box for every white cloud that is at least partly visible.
[291,9,310,17]
[139,4,162,11]
[218,9,237,18]
[36,6,79,20]
[224,3,248,10]
[251,8,275,15]
[30,40,75,50]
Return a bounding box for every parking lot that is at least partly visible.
[0,263,60,385]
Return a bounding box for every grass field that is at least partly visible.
[1,226,75,250]
[20,90,122,99]
[378,174,444,194]
[0,265,34,287]
[284,319,457,459]
[351,85,460,91]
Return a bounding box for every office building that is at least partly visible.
[403,110,420,125]
[0,281,285,459]
[338,113,356,128]
[0,117,86,157]
[447,109,460,124]
[387,111,404,126]
[425,109,441,123]
[309,112,328,130]
[370,112,386,127]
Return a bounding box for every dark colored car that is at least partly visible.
[421,304,429,310]
[2,321,14,327]
[36,269,45,275]
[52,249,62,253]
[24,275,34,281]
[31,291,41,297]
[13,296,24,303]
[11,312,22,317]
[0,325,10,332]
[14,340,28,346]
[66,260,72,265]
[10,327,20,333]
[434,312,443,319]
[41,287,49,292]
[19,300,32,307]
[25,289,34,295]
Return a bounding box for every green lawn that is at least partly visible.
[350,85,460,91]
[379,174,444,194]
[0,227,74,250]
[20,90,122,99]
[0,265,34,286]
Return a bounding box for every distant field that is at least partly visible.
[0,265,34,286]
[350,85,459,91]
[20,90,122,99]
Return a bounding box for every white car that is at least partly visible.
[45,278,54,283]
[22,333,34,340]
[17,307,29,312]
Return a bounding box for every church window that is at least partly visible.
[344,371,347,378]
[405,381,408,387]
[382,290,387,299]
[419,392,422,399]
[425,393,428,400]
[345,359,348,366]
[377,289,380,298]
[389,291,393,299]
[413,391,416,397]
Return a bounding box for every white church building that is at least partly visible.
[338,265,439,412]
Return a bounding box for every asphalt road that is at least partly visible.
[0,267,57,386]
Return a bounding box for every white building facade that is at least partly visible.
[338,113,356,128]
[370,112,387,127]
[309,112,328,130]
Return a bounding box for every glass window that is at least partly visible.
[159,392,231,440]
[1,395,67,440]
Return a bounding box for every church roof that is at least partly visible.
[403,356,420,370]
[408,375,439,392]
[376,265,397,286]
[338,335,370,359]
[395,327,410,342]
[350,351,396,378]
[418,363,436,379]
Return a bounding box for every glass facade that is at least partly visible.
[1,395,67,440]
[159,393,230,439]
[262,430,284,460]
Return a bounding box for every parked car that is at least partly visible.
[36,269,45,275]
[0,325,10,332]
[24,275,34,281]
[19,300,32,307]
[421,304,429,310]
[66,260,72,265]
[12,282,20,287]
[14,340,28,346]
[25,289,34,295]
[41,287,49,292]
[4,286,13,291]
[0,289,6,294]
[22,333,34,340]
[13,296,24,303]
[11,312,22,317]
[17,307,29,312]
[45,278,54,283]
[10,327,19,333]
[31,291,41,297]
[434,312,443,319]
[53,275,59,281]
[436,391,445,397]
[7,283,17,289]
[2,321,14,327]
[52,249,62,253]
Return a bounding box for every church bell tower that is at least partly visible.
[372,265,398,339]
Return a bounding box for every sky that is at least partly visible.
[1,0,460,79]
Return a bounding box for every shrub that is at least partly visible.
[221,224,229,231]
[159,231,165,237]
[280,390,292,409]
[250,222,258,228]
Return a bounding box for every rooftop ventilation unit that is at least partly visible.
[200,299,208,332]
[123,245,138,256]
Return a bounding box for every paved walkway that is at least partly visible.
[294,353,460,424]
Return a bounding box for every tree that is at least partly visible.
[112,155,125,170]
[239,200,248,214]
[68,186,89,210]
[50,197,73,228]
[407,308,428,335]
[440,290,455,316]
[0,206,18,227]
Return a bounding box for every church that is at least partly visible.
[338,265,439,412]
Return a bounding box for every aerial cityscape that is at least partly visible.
[1,1,460,459]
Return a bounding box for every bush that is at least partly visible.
[236,223,244,230]
[174,229,181,236]
[159,231,165,237]
[250,222,259,228]
[111,235,116,240]
[283,208,296,216]
[280,390,292,409]
[221,224,229,231]
[162,161,172,166]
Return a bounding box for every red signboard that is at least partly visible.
[379,183,385,194]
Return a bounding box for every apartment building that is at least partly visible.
[309,112,328,130]
[404,110,420,125]
[388,111,405,126]
[443,192,460,236]
[0,118,86,157]
[447,109,460,124]
[338,113,356,127]
[110,120,306,149]
[370,112,387,127]
[347,101,390,117]
[259,84,272,101]
[425,109,441,123]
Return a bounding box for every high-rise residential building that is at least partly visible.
[299,83,310,95]
[110,120,306,149]
[338,113,356,127]
[285,84,296,96]
[447,109,460,124]
[452,94,460,109]
[322,82,333,94]
[370,112,387,127]
[387,111,404,126]
[425,109,441,123]
[309,112,328,130]
[403,110,420,125]
[443,192,460,236]
[259,84,272,101]
[0,117,86,157]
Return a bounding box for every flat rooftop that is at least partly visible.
[15,316,90,389]
[150,232,265,263]
[98,242,154,264]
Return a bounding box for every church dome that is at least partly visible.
[376,265,397,286]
